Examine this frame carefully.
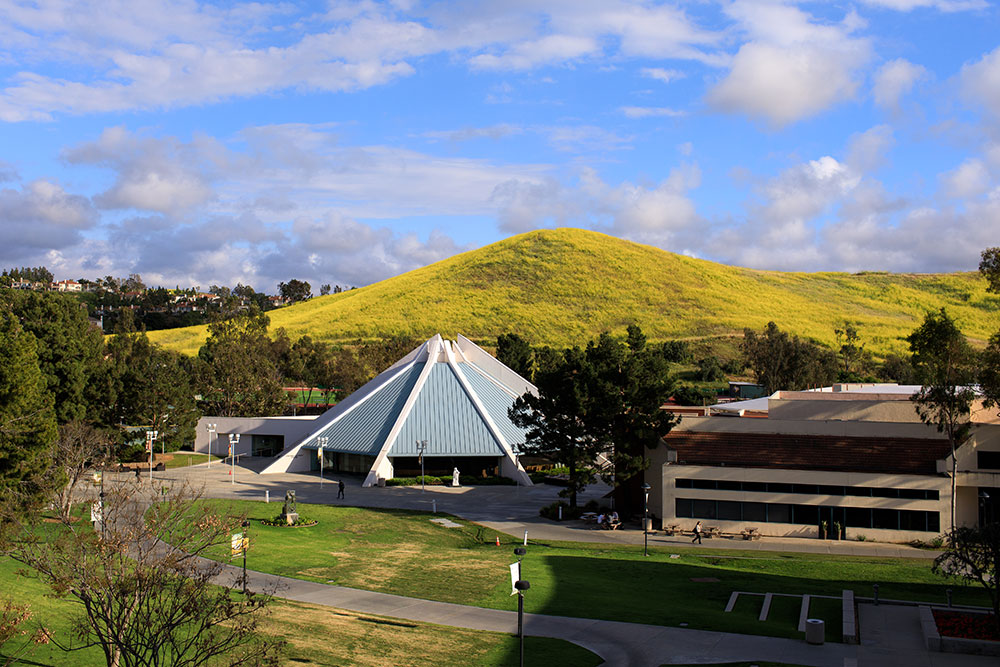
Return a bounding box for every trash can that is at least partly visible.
[805,618,824,645]
[377,477,386,487]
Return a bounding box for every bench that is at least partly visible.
[741,527,761,541]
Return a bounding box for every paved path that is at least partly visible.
[145,463,992,666]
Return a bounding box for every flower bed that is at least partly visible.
[933,610,1000,642]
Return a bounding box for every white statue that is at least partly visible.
[452,467,460,487]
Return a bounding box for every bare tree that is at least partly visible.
[0,597,50,666]
[8,479,282,667]
[50,420,109,523]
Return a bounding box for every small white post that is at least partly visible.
[265,490,269,504]
[523,530,528,546]
[432,499,436,513]
[558,505,563,521]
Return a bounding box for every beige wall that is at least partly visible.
[657,464,948,542]
[194,416,317,458]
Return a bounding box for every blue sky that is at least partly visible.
[1,0,999,292]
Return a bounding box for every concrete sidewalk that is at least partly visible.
[161,462,941,559]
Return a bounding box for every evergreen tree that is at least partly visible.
[0,309,58,508]
[496,332,533,379]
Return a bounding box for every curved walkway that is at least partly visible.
[155,463,990,666]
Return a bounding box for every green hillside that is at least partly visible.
[147,228,1000,356]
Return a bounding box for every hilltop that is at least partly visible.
[147,228,999,356]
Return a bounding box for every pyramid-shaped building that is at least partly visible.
[261,334,535,486]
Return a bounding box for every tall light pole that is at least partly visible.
[317,436,328,488]
[228,433,240,486]
[146,430,158,482]
[206,423,217,468]
[513,545,527,666]
[642,482,651,557]
[416,440,427,491]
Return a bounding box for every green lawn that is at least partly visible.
[163,451,223,469]
[195,500,989,642]
[0,557,599,666]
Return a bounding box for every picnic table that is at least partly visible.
[663,524,681,536]
[741,527,761,540]
[704,526,721,538]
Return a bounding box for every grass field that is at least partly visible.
[163,451,224,468]
[0,556,600,666]
[196,500,989,642]
[147,228,1000,357]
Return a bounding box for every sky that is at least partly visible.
[1,0,999,293]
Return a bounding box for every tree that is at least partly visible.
[907,308,977,533]
[741,322,837,394]
[197,309,286,417]
[0,308,58,509]
[834,323,867,380]
[933,524,1000,633]
[0,291,105,423]
[320,284,331,296]
[583,325,678,515]
[981,331,1000,417]
[496,333,533,379]
[0,596,49,666]
[49,420,109,524]
[277,280,311,303]
[7,480,283,667]
[980,246,1000,294]
[509,347,599,509]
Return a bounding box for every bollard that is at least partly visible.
[432,499,436,513]
[558,505,563,521]
[946,588,953,608]
[873,584,879,606]
[265,490,269,504]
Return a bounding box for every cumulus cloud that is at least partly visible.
[960,45,1000,119]
[63,127,215,214]
[707,3,870,127]
[873,58,927,111]
[0,179,97,264]
[941,159,991,199]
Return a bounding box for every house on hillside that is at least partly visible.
[194,335,533,486]
[645,384,1000,542]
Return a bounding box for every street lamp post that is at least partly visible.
[642,482,651,557]
[206,423,217,468]
[317,436,328,488]
[228,434,240,485]
[241,519,249,595]
[515,576,530,667]
[146,430,158,482]
[416,440,427,491]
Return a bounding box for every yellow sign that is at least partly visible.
[231,532,248,557]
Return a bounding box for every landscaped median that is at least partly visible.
[193,499,992,642]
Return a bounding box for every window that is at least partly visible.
[978,451,1000,470]
[846,507,873,528]
[717,480,742,491]
[767,504,790,523]
[718,501,742,521]
[767,483,793,493]
[743,502,767,522]
[693,479,716,490]
[692,500,717,519]
[793,484,818,495]
[675,498,693,518]
[743,482,766,492]
[791,505,818,525]
[675,478,693,488]
[872,487,898,498]
[872,509,897,530]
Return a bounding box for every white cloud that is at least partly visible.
[422,124,524,143]
[707,3,870,127]
[960,45,1000,119]
[845,125,894,172]
[857,1,987,11]
[0,179,97,264]
[63,127,216,214]
[941,159,991,199]
[641,67,685,84]
[620,106,685,119]
[872,59,926,110]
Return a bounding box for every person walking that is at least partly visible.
[337,479,345,499]
[692,521,703,544]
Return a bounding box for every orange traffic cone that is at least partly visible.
[495,536,500,546]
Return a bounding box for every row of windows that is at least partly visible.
[675,498,940,532]
[674,478,939,500]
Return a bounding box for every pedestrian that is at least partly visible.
[692,521,703,544]
[337,479,345,499]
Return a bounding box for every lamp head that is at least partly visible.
[514,580,530,591]
[514,547,526,557]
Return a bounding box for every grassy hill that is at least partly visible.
[147,228,1000,357]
